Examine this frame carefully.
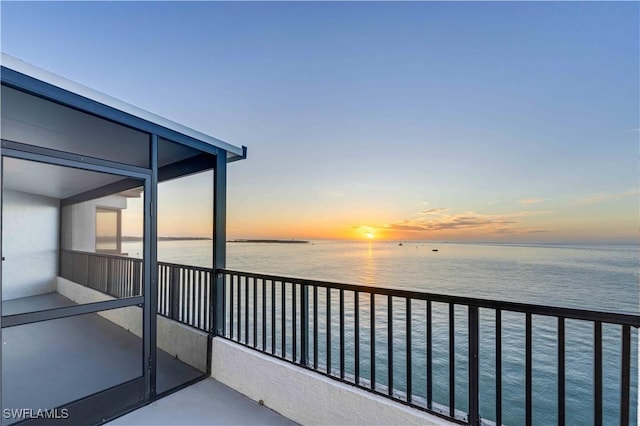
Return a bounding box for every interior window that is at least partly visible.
[96,208,121,253]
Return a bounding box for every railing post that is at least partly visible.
[170,267,180,321]
[468,305,480,426]
[300,283,309,365]
[212,150,227,336]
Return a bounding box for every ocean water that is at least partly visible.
[123,240,639,425]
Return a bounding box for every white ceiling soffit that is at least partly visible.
[3,157,128,199]
[1,53,245,160]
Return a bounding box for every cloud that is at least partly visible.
[493,227,518,234]
[519,198,547,205]
[421,208,448,214]
[386,212,517,232]
[576,189,639,206]
[373,208,555,236]
[387,224,431,231]
[511,210,555,217]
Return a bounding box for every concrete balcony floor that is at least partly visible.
[109,378,297,426]
[1,292,202,424]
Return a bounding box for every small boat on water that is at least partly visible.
[398,243,403,246]
[432,249,439,252]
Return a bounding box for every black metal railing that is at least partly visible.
[58,250,639,425]
[217,268,639,426]
[60,249,143,298]
[60,250,211,331]
[157,261,212,331]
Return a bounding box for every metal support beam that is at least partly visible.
[213,150,227,335]
[61,153,215,207]
[145,134,159,399]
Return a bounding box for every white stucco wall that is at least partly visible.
[56,277,208,372]
[210,338,454,426]
[61,194,126,252]
[2,189,59,301]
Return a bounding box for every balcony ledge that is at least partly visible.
[210,338,456,426]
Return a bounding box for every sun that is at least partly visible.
[365,232,375,239]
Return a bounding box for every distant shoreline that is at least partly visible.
[122,236,212,241]
[228,239,310,244]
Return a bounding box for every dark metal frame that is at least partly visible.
[1,142,153,424]
[0,66,233,424]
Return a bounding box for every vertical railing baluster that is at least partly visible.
[182,269,187,323]
[406,298,412,403]
[558,316,565,426]
[371,293,376,390]
[281,281,286,358]
[138,260,143,296]
[182,268,187,323]
[313,285,318,369]
[193,270,197,327]
[293,282,297,362]
[206,271,211,331]
[388,295,393,397]
[468,306,479,426]
[340,289,345,379]
[159,265,164,314]
[126,258,129,296]
[355,291,360,385]
[245,276,249,344]
[449,303,455,418]
[271,280,276,355]
[237,275,242,340]
[196,271,201,328]
[301,283,309,366]
[190,270,196,326]
[230,274,235,339]
[526,313,532,426]
[253,277,258,348]
[497,309,503,426]
[594,321,602,426]
[185,269,190,324]
[327,287,332,374]
[221,272,227,336]
[427,300,433,409]
[262,279,267,351]
[157,265,162,315]
[620,324,630,426]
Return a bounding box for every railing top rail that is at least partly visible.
[157,260,213,273]
[218,268,640,327]
[63,249,212,273]
[61,248,143,261]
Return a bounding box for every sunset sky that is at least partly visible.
[2,2,638,243]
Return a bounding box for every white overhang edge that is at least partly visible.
[1,53,245,160]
